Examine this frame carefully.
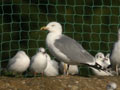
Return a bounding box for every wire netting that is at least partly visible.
[0,0,119,76]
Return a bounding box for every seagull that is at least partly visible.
[110,29,120,75]
[7,51,30,74]
[29,47,47,76]
[91,52,113,76]
[106,82,117,90]
[40,22,99,69]
[60,62,79,75]
[44,53,59,76]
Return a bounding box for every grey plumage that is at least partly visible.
[54,35,95,65]
[41,22,95,67]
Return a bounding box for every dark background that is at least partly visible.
[0,0,119,75]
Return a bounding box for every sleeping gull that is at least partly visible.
[60,62,79,75]
[44,53,59,76]
[40,22,101,69]
[7,51,30,74]
[110,29,120,75]
[29,47,47,76]
[106,82,117,90]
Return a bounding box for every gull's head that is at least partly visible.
[40,22,62,33]
[95,52,104,60]
[17,51,26,55]
[38,47,45,53]
[106,82,117,90]
[95,52,105,65]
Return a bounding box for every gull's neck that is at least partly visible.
[46,31,62,45]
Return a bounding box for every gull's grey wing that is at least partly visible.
[54,35,95,64]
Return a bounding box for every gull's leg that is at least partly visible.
[66,64,70,76]
[63,63,68,75]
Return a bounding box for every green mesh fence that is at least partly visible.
[0,0,119,76]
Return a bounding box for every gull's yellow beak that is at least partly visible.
[40,26,48,30]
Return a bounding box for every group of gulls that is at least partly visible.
[7,22,119,89]
[7,47,78,76]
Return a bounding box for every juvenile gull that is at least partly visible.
[110,29,120,75]
[60,62,79,75]
[91,52,113,76]
[7,51,30,73]
[95,52,111,69]
[41,22,97,68]
[44,54,59,76]
[29,47,47,76]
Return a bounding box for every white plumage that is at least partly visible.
[95,52,105,67]
[91,52,113,76]
[110,29,120,75]
[29,47,47,75]
[41,22,95,66]
[60,62,79,75]
[95,52,111,69]
[44,54,59,76]
[7,51,30,73]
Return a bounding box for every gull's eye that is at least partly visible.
[51,24,55,27]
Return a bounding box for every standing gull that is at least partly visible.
[7,51,30,74]
[110,29,120,75]
[41,22,97,68]
[44,53,59,76]
[29,47,47,76]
